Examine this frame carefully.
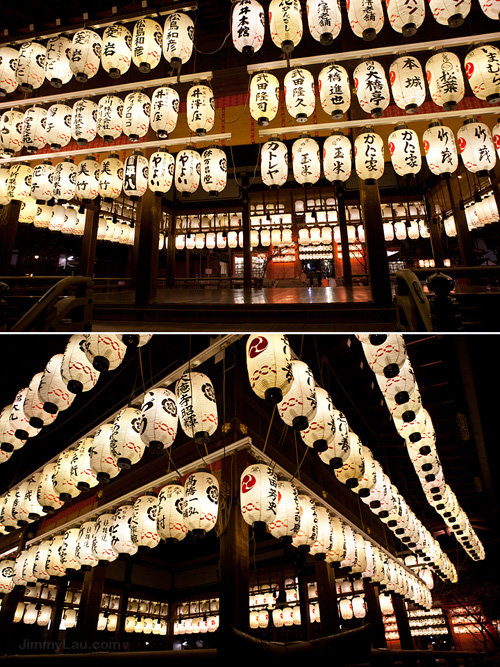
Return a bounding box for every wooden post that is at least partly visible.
[363,581,387,648]
[296,557,311,640]
[80,204,100,277]
[166,209,176,288]
[73,564,107,647]
[428,217,445,269]
[445,178,476,267]
[135,188,161,306]
[392,594,414,649]
[0,200,21,275]
[242,188,252,288]
[47,577,69,645]
[336,189,352,288]
[314,559,340,635]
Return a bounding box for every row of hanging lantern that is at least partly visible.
[244,334,459,584]
[177,212,244,231]
[0,13,195,95]
[358,334,485,562]
[173,615,220,635]
[11,602,52,626]
[297,221,430,245]
[0,82,215,156]
[175,227,297,250]
[443,192,500,236]
[124,616,169,635]
[96,215,136,245]
[251,45,500,131]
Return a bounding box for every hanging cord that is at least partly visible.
[290,429,309,482]
[262,403,276,455]
[209,72,252,127]
[229,140,262,190]
[193,9,232,55]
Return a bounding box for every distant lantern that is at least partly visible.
[187,84,215,136]
[301,387,336,452]
[22,106,47,153]
[92,513,118,563]
[386,0,425,35]
[45,103,72,151]
[16,41,46,92]
[278,359,317,430]
[0,165,10,206]
[201,147,227,195]
[151,86,180,138]
[98,153,124,200]
[246,333,293,403]
[111,504,138,556]
[122,91,151,142]
[323,132,352,184]
[76,521,99,568]
[53,448,81,502]
[163,13,194,68]
[318,63,350,119]
[261,140,288,188]
[307,0,342,44]
[53,158,77,201]
[478,0,500,19]
[140,387,178,454]
[292,135,321,185]
[249,72,280,126]
[110,406,145,469]
[0,46,19,96]
[175,147,201,195]
[352,596,366,618]
[240,463,278,530]
[38,354,76,414]
[284,68,316,123]
[389,56,426,114]
[37,462,65,514]
[388,125,422,176]
[423,122,458,176]
[0,560,15,593]
[269,0,303,52]
[97,95,123,142]
[426,51,464,111]
[0,110,24,155]
[183,469,219,537]
[76,156,100,202]
[157,482,187,543]
[175,372,218,444]
[69,29,102,82]
[428,0,471,27]
[268,479,301,543]
[149,148,175,193]
[101,23,132,78]
[132,18,162,73]
[71,98,98,146]
[465,45,500,105]
[355,130,384,183]
[458,120,496,175]
[354,60,390,118]
[6,163,32,200]
[318,408,350,469]
[291,494,318,551]
[123,151,149,199]
[310,506,334,558]
[61,334,100,394]
[131,495,160,551]
[232,0,265,56]
[45,35,72,88]
[347,0,384,40]
[90,423,120,483]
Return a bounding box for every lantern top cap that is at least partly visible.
[463,117,478,125]
[394,124,408,131]
[428,121,442,129]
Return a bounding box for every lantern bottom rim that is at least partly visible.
[362,28,377,41]
[67,379,83,394]
[313,439,328,453]
[77,481,90,491]
[281,40,295,53]
[75,73,89,83]
[408,432,422,443]
[402,23,417,36]
[292,415,309,431]
[329,457,343,469]
[0,442,14,453]
[443,101,458,112]
[96,472,111,483]
[148,440,165,455]
[117,457,132,469]
[447,13,464,27]
[405,103,419,114]
[319,32,334,46]
[108,68,122,79]
[252,520,267,533]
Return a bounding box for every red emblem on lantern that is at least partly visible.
[458,136,466,153]
[494,133,500,151]
[465,62,474,79]
[241,474,257,493]
[389,69,396,86]
[423,140,430,155]
[248,336,268,359]
[426,70,431,83]
[389,141,395,156]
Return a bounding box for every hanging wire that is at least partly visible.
[229,140,262,190]
[193,7,232,56]
[262,403,276,455]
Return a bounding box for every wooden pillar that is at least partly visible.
[0,199,21,275]
[446,178,476,267]
[392,595,414,649]
[218,450,249,632]
[80,204,100,277]
[314,558,340,635]
[135,188,161,306]
[296,558,311,640]
[73,564,107,646]
[242,188,252,288]
[166,209,176,287]
[363,581,387,648]
[47,577,69,645]
[428,216,445,268]
[359,179,392,306]
[336,189,352,288]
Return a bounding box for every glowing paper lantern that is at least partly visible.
[0,165,10,206]
[22,106,47,153]
[45,535,66,578]
[389,56,426,114]
[423,122,458,176]
[60,528,82,572]
[457,120,496,175]
[318,64,350,119]
[335,432,366,488]
[61,334,100,394]
[284,68,315,122]
[201,147,227,195]
[426,51,464,111]
[0,560,15,593]
[110,406,145,469]
[300,387,336,452]
[44,35,72,88]
[292,135,321,185]
[98,154,124,200]
[292,494,318,550]
[310,505,334,557]
[53,448,81,502]
[465,45,500,105]
[318,408,350,469]
[140,387,178,454]
[89,423,120,483]
[45,103,72,151]
[269,0,303,52]
[147,149,174,194]
[69,29,102,83]
[157,482,187,542]
[71,98,98,146]
[307,0,342,44]
[428,0,470,27]
[131,495,160,550]
[232,0,266,55]
[187,84,215,136]
[132,18,162,73]
[122,91,151,142]
[175,147,201,195]
[151,85,179,138]
[53,158,77,201]
[123,151,149,199]
[111,504,138,556]
[347,0,384,40]
[91,513,118,563]
[354,59,390,117]
[352,596,366,618]
[0,46,19,96]
[101,23,132,78]
[355,130,384,183]
[175,371,218,443]
[323,132,352,184]
[240,463,278,529]
[478,0,500,19]
[75,156,100,202]
[76,521,99,568]
[388,126,422,176]
[386,0,425,35]
[246,333,293,403]
[0,110,24,155]
[7,163,32,200]
[183,469,219,536]
[361,335,407,376]
[260,140,288,187]
[250,72,280,126]
[97,95,123,143]
[16,41,46,92]
[278,359,317,431]
[163,13,194,68]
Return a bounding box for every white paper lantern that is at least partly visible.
[22,106,47,153]
[246,333,293,403]
[132,18,162,73]
[347,0,384,40]
[310,505,334,557]
[355,130,384,183]
[76,521,99,568]
[318,64,350,119]
[0,559,15,593]
[147,148,174,194]
[187,84,215,136]
[175,147,201,195]
[89,423,120,483]
[457,120,496,175]
[0,46,19,96]
[465,45,500,105]
[428,0,471,27]
[98,154,124,200]
[175,371,218,443]
[0,165,10,206]
[201,146,227,195]
[354,59,390,117]
[292,494,318,550]
[75,156,100,202]
[278,359,317,430]
[157,482,187,542]
[97,95,123,143]
[386,0,425,35]
[43,35,72,89]
[53,447,81,502]
[232,0,266,55]
[300,386,337,452]
[53,158,77,201]
[250,72,280,126]
[69,29,101,82]
[18,197,37,224]
[240,463,278,529]
[131,495,160,550]
[36,354,83,412]
[260,140,288,187]
[284,68,316,123]
[140,387,178,453]
[292,135,321,185]
[122,151,149,199]
[16,41,46,92]
[388,126,422,176]
[183,469,219,536]
[122,91,150,142]
[478,0,500,19]
[110,406,145,469]
[44,103,72,151]
[307,0,342,44]
[59,528,82,572]
[45,535,66,577]
[0,110,24,155]
[352,596,366,618]
[318,408,350,469]
[111,504,139,556]
[423,122,459,176]
[323,132,352,184]
[7,163,32,200]
[71,98,98,146]
[389,56,426,114]
[151,85,179,138]
[69,437,99,492]
[101,23,132,78]
[163,12,194,67]
[426,51,465,111]
[61,334,100,394]
[37,462,65,514]
[90,513,118,563]
[269,0,303,52]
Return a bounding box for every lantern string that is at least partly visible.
[262,403,276,455]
